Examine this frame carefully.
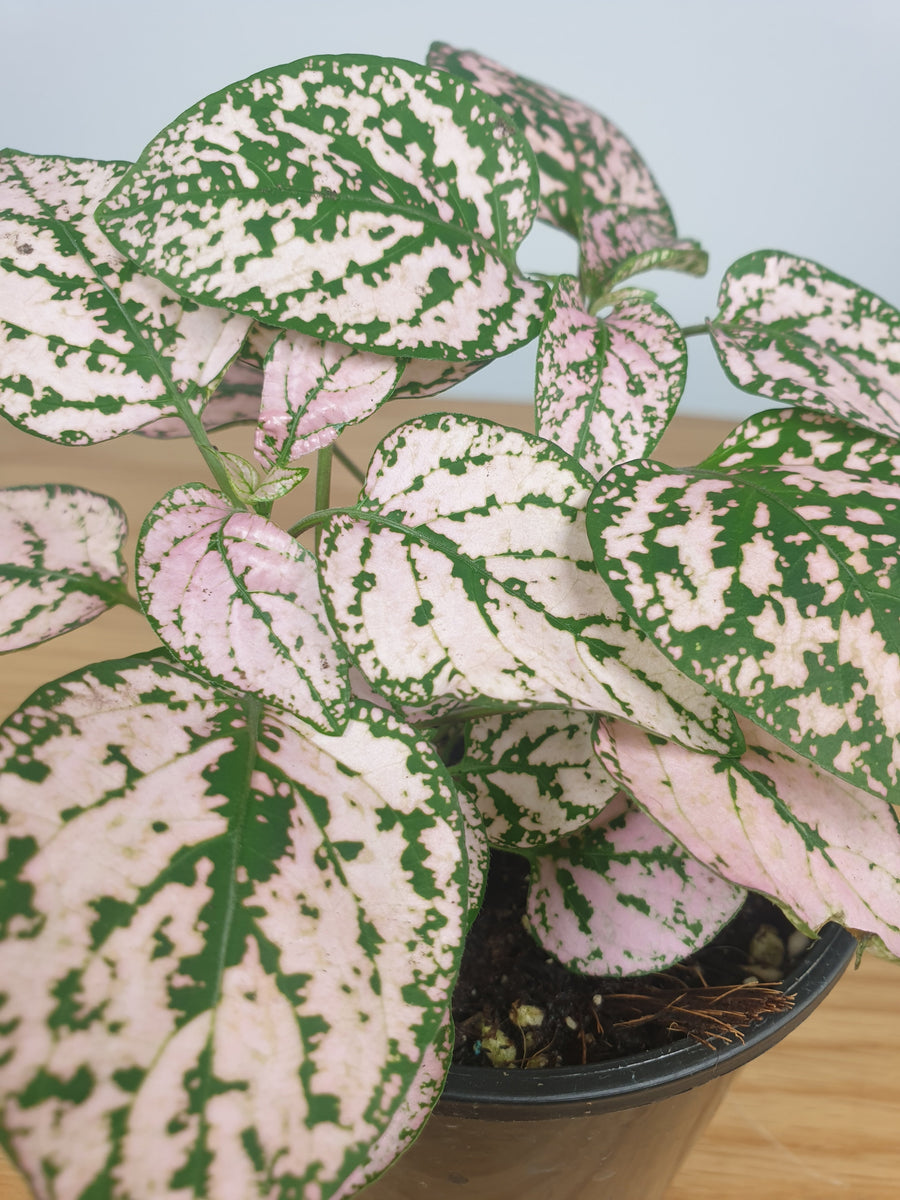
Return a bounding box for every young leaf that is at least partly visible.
[452,709,618,849]
[136,360,263,438]
[536,276,686,476]
[320,413,739,753]
[255,330,401,466]
[526,793,746,975]
[138,484,349,732]
[0,485,128,651]
[0,658,467,1200]
[97,55,547,362]
[0,152,248,443]
[587,454,900,796]
[594,717,900,958]
[427,43,706,296]
[709,251,900,439]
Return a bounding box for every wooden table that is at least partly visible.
[1,402,898,1199]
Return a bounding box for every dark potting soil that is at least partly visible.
[451,850,803,1070]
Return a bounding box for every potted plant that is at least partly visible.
[0,40,897,1200]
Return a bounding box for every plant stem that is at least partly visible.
[314,446,334,553]
[681,323,710,339]
[332,443,366,485]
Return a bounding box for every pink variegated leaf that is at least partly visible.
[594,718,900,958]
[0,658,468,1200]
[136,361,263,438]
[579,208,707,302]
[0,485,129,652]
[137,484,348,732]
[255,330,401,467]
[333,1016,454,1199]
[587,446,900,797]
[704,405,900,480]
[427,44,706,296]
[320,413,739,754]
[526,793,745,975]
[709,251,900,439]
[98,56,546,362]
[536,276,686,476]
[246,321,489,403]
[452,709,618,849]
[0,152,249,444]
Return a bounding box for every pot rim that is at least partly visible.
[438,922,857,1117]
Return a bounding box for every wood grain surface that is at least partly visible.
[1,403,898,1199]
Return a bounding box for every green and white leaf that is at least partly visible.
[595,717,900,958]
[97,55,547,362]
[0,152,248,443]
[526,793,746,975]
[587,454,900,796]
[704,405,900,481]
[255,330,401,466]
[427,43,706,297]
[0,485,129,652]
[0,657,467,1200]
[535,276,685,476]
[320,413,739,753]
[137,361,263,438]
[452,709,618,849]
[709,251,900,439]
[138,484,349,733]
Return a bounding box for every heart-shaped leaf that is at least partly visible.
[138,484,349,732]
[595,717,900,957]
[136,360,263,438]
[320,413,739,753]
[97,55,547,362]
[0,657,467,1200]
[526,793,746,975]
[452,709,618,849]
[536,276,686,476]
[255,330,401,466]
[0,152,249,443]
[0,484,129,651]
[709,251,900,439]
[587,452,900,796]
[427,43,706,297]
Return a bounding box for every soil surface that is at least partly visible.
[452,851,804,1069]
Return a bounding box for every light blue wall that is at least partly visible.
[4,0,898,418]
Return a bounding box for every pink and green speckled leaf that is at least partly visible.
[536,276,686,476]
[594,717,900,958]
[0,152,248,444]
[526,793,746,976]
[709,251,900,439]
[97,55,547,363]
[333,1016,453,1199]
[0,657,468,1200]
[138,484,349,733]
[587,432,900,797]
[0,485,129,652]
[427,43,706,298]
[320,413,739,753]
[255,330,401,466]
[451,709,618,849]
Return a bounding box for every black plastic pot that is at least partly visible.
[362,923,856,1199]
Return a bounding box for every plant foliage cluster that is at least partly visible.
[1,41,899,1200]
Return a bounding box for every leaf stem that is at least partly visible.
[681,322,710,339]
[332,443,366,485]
